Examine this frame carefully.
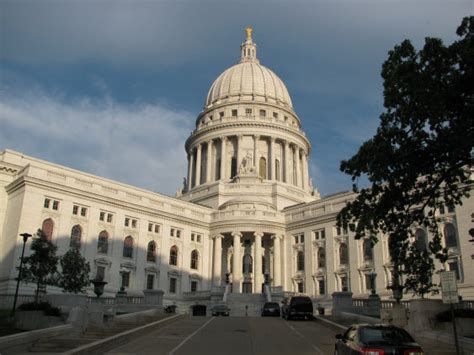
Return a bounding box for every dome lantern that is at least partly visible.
[240,27,259,64]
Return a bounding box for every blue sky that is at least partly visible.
[1,0,471,197]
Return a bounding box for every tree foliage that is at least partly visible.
[21,229,59,302]
[58,248,91,294]
[337,17,473,297]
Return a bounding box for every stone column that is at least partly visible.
[206,140,213,183]
[220,137,227,181]
[272,235,282,286]
[295,147,301,187]
[284,141,290,183]
[196,143,202,186]
[254,232,263,293]
[187,151,194,190]
[232,232,242,293]
[213,234,223,287]
[301,151,308,191]
[253,135,259,169]
[270,138,275,180]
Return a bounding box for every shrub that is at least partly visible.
[18,301,61,317]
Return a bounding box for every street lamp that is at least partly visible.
[11,232,32,317]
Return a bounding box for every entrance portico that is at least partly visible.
[211,230,283,293]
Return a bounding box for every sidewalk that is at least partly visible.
[315,315,461,355]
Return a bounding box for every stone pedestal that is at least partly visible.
[365,294,381,318]
[144,290,164,305]
[332,291,353,316]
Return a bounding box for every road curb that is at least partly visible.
[313,315,346,330]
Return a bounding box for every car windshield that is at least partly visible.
[265,303,279,308]
[360,327,414,344]
[292,297,311,304]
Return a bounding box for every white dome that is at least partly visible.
[205,62,293,110]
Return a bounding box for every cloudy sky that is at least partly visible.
[0,0,471,197]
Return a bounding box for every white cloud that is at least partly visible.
[0,89,194,195]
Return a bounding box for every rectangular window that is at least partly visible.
[219,112,224,118]
[176,230,181,238]
[52,200,59,210]
[191,233,195,241]
[99,212,105,221]
[318,279,325,295]
[294,236,298,244]
[447,205,455,213]
[439,205,445,214]
[121,272,130,288]
[259,109,266,117]
[148,223,153,232]
[80,207,87,217]
[300,235,304,244]
[314,229,325,240]
[169,278,177,293]
[232,109,238,117]
[191,281,198,292]
[107,213,113,223]
[273,112,278,119]
[146,274,155,290]
[124,218,130,227]
[72,205,79,215]
[131,219,137,228]
[297,282,304,293]
[96,266,105,281]
[170,228,175,237]
[154,225,160,233]
[448,261,460,280]
[44,198,51,209]
[197,234,201,243]
[341,276,349,292]
[245,108,252,116]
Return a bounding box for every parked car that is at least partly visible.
[334,324,424,355]
[211,303,230,316]
[281,296,313,320]
[261,302,280,317]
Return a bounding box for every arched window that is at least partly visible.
[123,236,134,258]
[147,241,156,262]
[318,248,326,268]
[170,245,178,266]
[415,229,427,251]
[275,159,280,181]
[259,157,267,179]
[243,254,253,274]
[363,239,373,261]
[190,250,199,270]
[42,218,54,241]
[444,223,457,248]
[339,243,348,265]
[70,225,82,249]
[97,230,109,254]
[297,251,305,271]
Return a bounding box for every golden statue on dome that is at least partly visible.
[245,26,253,40]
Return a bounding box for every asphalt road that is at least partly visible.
[106,316,340,355]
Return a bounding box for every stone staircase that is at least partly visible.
[27,312,167,353]
[225,293,266,317]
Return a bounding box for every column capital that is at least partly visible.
[253,134,260,140]
[213,234,224,240]
[196,143,202,151]
[253,231,264,238]
[270,137,276,143]
[207,139,214,146]
[222,136,228,142]
[231,231,242,238]
[271,234,282,241]
[238,134,244,140]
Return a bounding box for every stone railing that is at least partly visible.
[0,293,41,309]
[182,291,211,300]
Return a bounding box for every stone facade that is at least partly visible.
[1,29,473,304]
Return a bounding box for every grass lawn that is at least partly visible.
[0,309,26,337]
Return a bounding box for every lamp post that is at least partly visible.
[11,232,32,317]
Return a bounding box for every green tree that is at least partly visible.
[58,248,91,294]
[21,229,59,303]
[337,17,473,298]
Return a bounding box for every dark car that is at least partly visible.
[281,296,313,320]
[261,302,280,317]
[334,324,424,355]
[211,304,230,316]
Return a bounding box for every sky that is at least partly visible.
[0,0,472,197]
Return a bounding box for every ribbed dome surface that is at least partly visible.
[205,61,293,110]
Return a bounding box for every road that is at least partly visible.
[106,316,340,355]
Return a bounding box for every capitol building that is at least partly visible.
[1,29,473,309]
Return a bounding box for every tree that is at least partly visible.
[21,229,59,303]
[337,17,473,298]
[58,248,91,294]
